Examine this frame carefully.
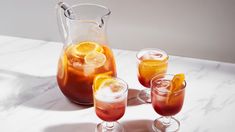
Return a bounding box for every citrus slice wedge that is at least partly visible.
[84,51,106,68]
[166,73,185,103]
[171,73,185,92]
[73,41,103,57]
[57,54,68,86]
[93,74,113,92]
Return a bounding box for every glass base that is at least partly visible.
[152,117,180,132]
[137,88,151,103]
[95,122,124,132]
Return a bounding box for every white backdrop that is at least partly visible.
[0,0,235,63]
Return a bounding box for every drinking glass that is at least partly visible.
[137,48,168,103]
[93,77,128,132]
[151,74,186,132]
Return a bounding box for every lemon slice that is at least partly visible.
[73,41,103,56]
[84,51,106,68]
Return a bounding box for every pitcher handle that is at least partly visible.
[56,2,70,44]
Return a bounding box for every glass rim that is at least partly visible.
[136,48,169,61]
[93,77,129,97]
[64,3,111,20]
[151,74,186,94]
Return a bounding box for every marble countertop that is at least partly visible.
[0,35,235,132]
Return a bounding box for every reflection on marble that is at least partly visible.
[0,35,235,132]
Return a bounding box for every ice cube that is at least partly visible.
[84,51,106,68]
[95,84,126,102]
[83,64,95,76]
[141,51,167,61]
[73,61,83,69]
[154,80,171,92]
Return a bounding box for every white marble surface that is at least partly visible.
[0,35,235,132]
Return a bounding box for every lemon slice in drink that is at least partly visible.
[73,41,104,57]
[84,51,106,68]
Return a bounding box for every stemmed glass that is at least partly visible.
[137,48,168,103]
[151,74,186,132]
[93,77,128,132]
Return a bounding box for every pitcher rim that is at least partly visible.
[64,3,111,20]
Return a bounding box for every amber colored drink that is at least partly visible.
[57,41,116,105]
[137,50,168,88]
[151,79,185,116]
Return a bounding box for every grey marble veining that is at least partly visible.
[0,35,235,132]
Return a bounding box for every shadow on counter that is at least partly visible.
[43,120,153,132]
[122,119,154,132]
[0,69,89,111]
[43,123,96,132]
[127,88,144,106]
[0,70,144,112]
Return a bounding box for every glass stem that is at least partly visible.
[105,121,114,130]
[162,116,172,125]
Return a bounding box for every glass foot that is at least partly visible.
[152,117,180,132]
[95,122,124,132]
[137,89,151,103]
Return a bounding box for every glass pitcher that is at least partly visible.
[56,2,116,105]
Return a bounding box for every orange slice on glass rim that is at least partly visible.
[93,74,116,92]
[167,73,185,103]
[171,73,185,92]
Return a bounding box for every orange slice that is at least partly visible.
[73,41,104,56]
[171,73,185,92]
[57,54,68,86]
[166,73,185,103]
[84,51,106,68]
[93,74,116,92]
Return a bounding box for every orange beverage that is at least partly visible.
[151,79,185,116]
[137,49,168,88]
[57,41,116,105]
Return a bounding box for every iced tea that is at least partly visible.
[57,41,116,105]
[137,49,168,88]
[151,79,185,116]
